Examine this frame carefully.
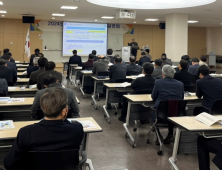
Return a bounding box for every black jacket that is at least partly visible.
[27,66,39,78]
[0,65,17,85]
[4,119,84,170]
[107,55,114,63]
[196,75,222,109]
[174,69,192,85]
[138,56,150,66]
[37,70,62,90]
[109,63,127,83]
[126,63,142,76]
[68,55,82,66]
[131,75,155,94]
[29,68,45,85]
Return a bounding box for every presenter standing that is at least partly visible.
[128,38,139,59]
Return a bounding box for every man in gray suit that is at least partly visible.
[152,59,162,78]
[31,74,79,120]
[161,53,172,66]
[0,78,8,95]
[92,55,109,75]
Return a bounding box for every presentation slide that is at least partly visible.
[63,22,108,56]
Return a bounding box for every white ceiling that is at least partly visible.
[2,0,222,27]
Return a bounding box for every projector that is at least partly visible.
[116,9,136,19]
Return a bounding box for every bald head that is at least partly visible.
[98,55,104,59]
[129,56,136,63]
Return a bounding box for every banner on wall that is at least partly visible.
[108,24,134,34]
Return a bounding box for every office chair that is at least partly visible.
[97,71,109,79]
[0,93,7,97]
[184,85,196,92]
[210,71,216,74]
[115,78,133,83]
[147,100,187,155]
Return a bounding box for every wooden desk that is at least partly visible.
[14,78,29,85]
[210,74,222,78]
[123,94,201,147]
[168,116,222,170]
[17,68,26,72]
[79,70,93,98]
[17,72,27,78]
[0,117,102,166]
[8,87,37,97]
[16,64,29,68]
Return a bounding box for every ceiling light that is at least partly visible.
[134,22,136,23]
[188,20,198,23]
[52,17,55,19]
[145,19,159,21]
[95,20,97,21]
[0,1,3,5]
[0,11,6,13]
[61,6,78,9]
[1,15,4,17]
[87,0,216,9]
[101,16,114,19]
[52,13,65,16]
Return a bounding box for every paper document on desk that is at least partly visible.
[29,84,37,89]
[189,93,196,96]
[108,63,113,66]
[8,87,17,90]
[80,120,97,129]
[115,82,131,88]
[195,112,222,126]
[76,67,82,69]
[22,71,27,75]
[10,98,25,103]
[0,97,10,104]
[0,120,15,130]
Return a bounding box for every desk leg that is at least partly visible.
[73,70,78,90]
[103,88,111,124]
[80,75,86,98]
[91,81,98,109]
[123,102,136,147]
[69,67,73,85]
[169,127,181,170]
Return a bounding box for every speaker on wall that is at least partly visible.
[22,16,35,23]
[159,22,165,29]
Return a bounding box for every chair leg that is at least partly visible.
[83,159,94,170]
[97,93,100,101]
[155,127,163,155]
[147,122,157,144]
[114,104,118,115]
[133,120,138,148]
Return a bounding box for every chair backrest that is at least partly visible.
[157,100,187,122]
[115,78,132,83]
[98,71,109,76]
[191,75,199,85]
[184,85,196,92]
[20,149,79,170]
[133,90,153,94]
[0,93,6,97]
[211,100,222,115]
[210,71,216,74]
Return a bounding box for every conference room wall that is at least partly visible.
[0,19,43,62]
[123,25,206,61]
[206,27,222,55]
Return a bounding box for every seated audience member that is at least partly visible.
[8,53,15,63]
[0,50,15,63]
[32,74,79,119]
[152,59,162,78]
[138,52,150,66]
[92,50,97,61]
[114,54,126,65]
[151,65,184,144]
[29,48,40,66]
[4,87,84,170]
[119,63,155,122]
[0,78,8,95]
[188,58,199,75]
[197,136,222,170]
[92,55,109,75]
[82,54,94,70]
[126,55,142,76]
[106,49,114,63]
[196,65,222,111]
[161,53,172,66]
[29,57,48,85]
[37,61,62,90]
[199,55,208,67]
[181,55,191,68]
[145,49,152,60]
[38,53,44,58]
[67,50,82,79]
[27,57,40,78]
[0,59,17,85]
[2,53,17,75]
[174,60,192,85]
[109,57,127,83]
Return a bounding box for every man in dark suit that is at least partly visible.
[152,65,184,144]
[106,49,114,63]
[161,53,172,66]
[119,63,156,122]
[145,49,152,60]
[32,74,79,119]
[0,59,17,85]
[4,87,84,170]
[82,54,94,70]
[188,58,200,75]
[92,50,97,61]
[126,55,142,76]
[29,48,40,66]
[92,55,109,76]
[109,57,127,83]
[27,57,39,78]
[37,61,62,90]
[29,57,48,85]
[196,65,222,110]
[2,53,17,75]
[0,78,8,95]
[152,59,162,78]
[138,52,150,66]
[0,49,15,63]
[197,136,222,170]
[128,38,139,58]
[67,50,82,79]
[174,59,192,85]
